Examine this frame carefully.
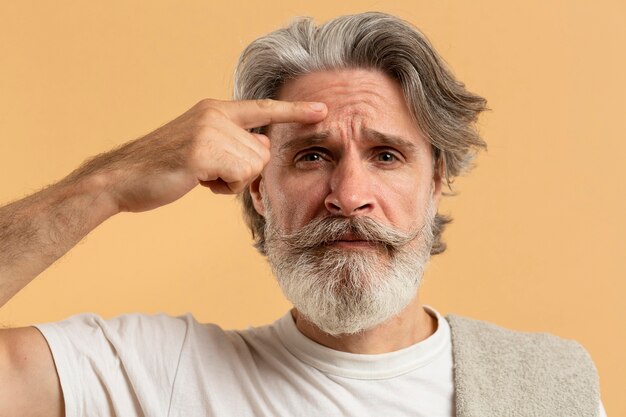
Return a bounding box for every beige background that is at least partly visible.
[0,0,623,414]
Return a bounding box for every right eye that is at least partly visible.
[294,148,330,168]
[299,153,323,162]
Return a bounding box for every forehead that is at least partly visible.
[268,69,424,143]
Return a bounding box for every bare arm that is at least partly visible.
[0,98,326,416]
[0,174,115,308]
[0,98,326,309]
[0,327,64,417]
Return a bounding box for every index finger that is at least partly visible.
[221,99,327,130]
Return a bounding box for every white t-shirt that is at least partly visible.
[35,306,607,417]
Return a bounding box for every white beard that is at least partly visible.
[263,198,436,336]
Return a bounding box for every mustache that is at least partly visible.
[275,216,423,251]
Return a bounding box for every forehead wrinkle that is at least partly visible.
[271,73,412,154]
[285,75,390,101]
[325,85,389,114]
[273,114,364,156]
[283,81,392,120]
[269,106,367,153]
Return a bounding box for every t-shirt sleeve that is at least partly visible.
[34,312,189,417]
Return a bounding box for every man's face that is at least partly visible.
[250,69,442,335]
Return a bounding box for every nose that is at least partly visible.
[324,155,376,216]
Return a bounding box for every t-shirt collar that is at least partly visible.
[274,305,450,380]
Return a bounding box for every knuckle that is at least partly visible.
[234,164,252,181]
[255,98,274,110]
[261,148,271,164]
[243,164,254,179]
[252,159,264,175]
[201,106,227,123]
[230,185,244,195]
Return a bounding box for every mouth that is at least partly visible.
[328,240,376,248]
[325,233,380,249]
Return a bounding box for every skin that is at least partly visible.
[0,68,441,413]
[249,68,441,354]
[0,98,327,416]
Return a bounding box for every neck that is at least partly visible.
[291,295,437,354]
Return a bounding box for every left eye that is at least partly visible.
[377,152,397,163]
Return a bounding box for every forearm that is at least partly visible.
[0,98,323,309]
[0,174,118,308]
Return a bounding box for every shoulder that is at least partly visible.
[35,312,194,347]
[32,312,229,415]
[33,312,218,379]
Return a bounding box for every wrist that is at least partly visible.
[60,172,121,223]
[86,172,121,220]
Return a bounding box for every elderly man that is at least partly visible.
[0,12,605,417]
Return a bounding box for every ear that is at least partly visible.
[249,174,266,217]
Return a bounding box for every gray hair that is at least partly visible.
[234,12,488,256]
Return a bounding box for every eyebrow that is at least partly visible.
[278,128,418,156]
[278,132,330,157]
[362,128,418,154]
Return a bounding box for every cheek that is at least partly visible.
[376,170,433,225]
[267,169,330,231]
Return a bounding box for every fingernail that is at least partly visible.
[309,102,326,112]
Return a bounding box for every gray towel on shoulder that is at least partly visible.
[446,314,600,417]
